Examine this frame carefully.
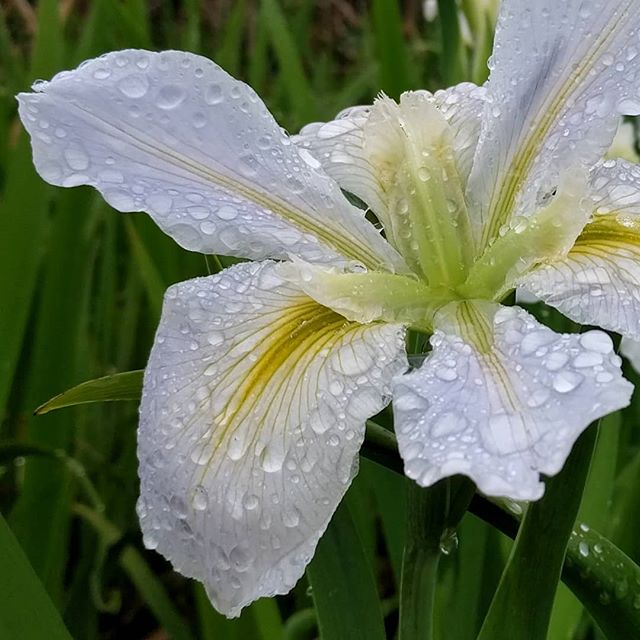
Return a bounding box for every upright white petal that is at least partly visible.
[294,106,386,217]
[520,163,640,339]
[138,261,407,617]
[392,302,631,500]
[294,84,486,223]
[468,0,640,249]
[18,50,406,272]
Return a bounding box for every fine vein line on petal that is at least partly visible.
[54,97,385,269]
[482,1,632,248]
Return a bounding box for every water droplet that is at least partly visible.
[104,189,135,210]
[206,331,224,347]
[118,74,149,98]
[260,444,285,472]
[618,98,640,115]
[544,351,569,371]
[217,205,238,220]
[394,393,429,412]
[573,351,603,367]
[157,84,186,109]
[283,507,301,528]
[553,371,584,393]
[527,388,550,408]
[204,83,224,105]
[191,485,208,510]
[142,533,158,549]
[328,380,344,396]
[146,193,173,215]
[63,145,89,171]
[192,112,207,128]
[229,545,252,572]
[190,442,213,465]
[327,434,340,447]
[92,67,111,80]
[578,541,590,557]
[435,366,457,381]
[242,494,259,510]
[439,528,459,555]
[579,331,613,354]
[432,412,468,437]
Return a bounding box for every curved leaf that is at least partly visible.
[35,370,143,415]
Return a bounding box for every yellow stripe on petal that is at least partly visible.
[521,212,640,339]
[138,261,407,617]
[470,0,639,251]
[393,302,631,501]
[18,50,406,272]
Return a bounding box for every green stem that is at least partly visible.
[399,482,443,640]
[399,478,475,640]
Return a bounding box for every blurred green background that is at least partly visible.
[1,1,639,639]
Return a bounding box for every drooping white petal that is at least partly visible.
[392,302,631,501]
[138,261,407,617]
[17,50,406,272]
[520,164,640,339]
[468,0,640,249]
[293,84,486,221]
[294,106,385,217]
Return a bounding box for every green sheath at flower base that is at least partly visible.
[17,0,640,619]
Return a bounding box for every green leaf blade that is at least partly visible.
[307,502,386,640]
[35,370,144,415]
[0,513,73,640]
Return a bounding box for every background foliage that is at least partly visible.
[1,1,639,638]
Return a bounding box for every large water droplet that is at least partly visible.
[157,84,186,109]
[553,371,584,394]
[204,83,224,105]
[192,485,209,510]
[63,145,90,171]
[118,74,149,98]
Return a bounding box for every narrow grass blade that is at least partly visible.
[370,0,413,97]
[0,513,73,640]
[437,0,467,83]
[0,140,49,415]
[124,218,166,319]
[307,501,386,640]
[214,0,247,76]
[261,0,317,124]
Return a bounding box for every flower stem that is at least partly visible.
[399,477,475,640]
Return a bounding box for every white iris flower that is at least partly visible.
[17,0,640,618]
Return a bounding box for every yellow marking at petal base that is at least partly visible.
[572,212,640,254]
[69,102,387,271]
[454,302,521,414]
[188,298,363,485]
[482,3,632,249]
